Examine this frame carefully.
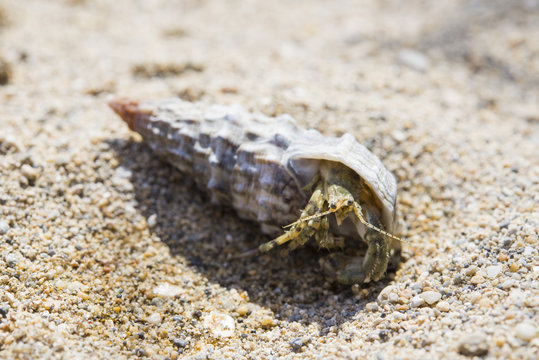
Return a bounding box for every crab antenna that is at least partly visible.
[353,203,408,243]
[283,201,407,244]
[282,209,335,228]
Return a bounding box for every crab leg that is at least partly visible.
[357,208,390,283]
[256,181,327,254]
[324,183,391,283]
[244,162,402,284]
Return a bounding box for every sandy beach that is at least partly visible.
[0,0,538,359]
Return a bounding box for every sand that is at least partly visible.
[0,0,538,359]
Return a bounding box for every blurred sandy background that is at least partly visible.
[0,0,538,359]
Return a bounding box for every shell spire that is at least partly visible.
[108,97,149,131]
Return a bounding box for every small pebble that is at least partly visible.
[366,331,378,342]
[524,295,539,308]
[410,296,425,308]
[469,291,481,304]
[477,298,492,308]
[153,283,183,297]
[465,266,477,276]
[470,275,485,285]
[203,312,235,337]
[147,214,158,228]
[147,313,162,325]
[134,348,146,357]
[502,238,513,249]
[5,253,19,267]
[507,227,518,236]
[366,302,379,312]
[388,292,399,303]
[236,305,249,316]
[510,263,519,272]
[172,338,188,348]
[501,279,515,289]
[54,154,71,167]
[419,291,441,305]
[486,265,502,279]
[495,337,506,347]
[397,49,430,72]
[498,220,510,229]
[514,323,537,342]
[436,301,450,312]
[289,337,305,352]
[399,288,413,300]
[458,333,489,357]
[259,316,275,327]
[20,164,39,182]
[0,220,9,235]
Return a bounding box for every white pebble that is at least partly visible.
[420,290,442,305]
[486,265,502,279]
[377,285,398,303]
[21,164,39,181]
[514,323,537,341]
[5,253,19,267]
[388,292,399,303]
[67,281,85,292]
[524,295,539,308]
[470,275,485,284]
[436,301,450,312]
[458,333,489,356]
[153,283,183,297]
[0,135,21,152]
[147,312,162,325]
[397,49,430,72]
[501,279,515,289]
[410,296,425,308]
[203,312,235,338]
[147,214,158,228]
[365,302,378,312]
[469,291,482,304]
[0,220,9,235]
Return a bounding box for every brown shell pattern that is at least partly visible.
[109,98,397,240]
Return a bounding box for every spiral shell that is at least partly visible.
[109,98,397,240]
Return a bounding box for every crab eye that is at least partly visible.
[330,203,337,210]
[347,199,353,206]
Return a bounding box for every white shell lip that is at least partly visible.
[284,132,397,232]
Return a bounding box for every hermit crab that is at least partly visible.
[109,98,403,284]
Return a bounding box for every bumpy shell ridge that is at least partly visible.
[109,97,397,235]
